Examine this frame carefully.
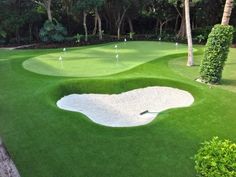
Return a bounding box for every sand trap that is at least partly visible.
[57,86,194,127]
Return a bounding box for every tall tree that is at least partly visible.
[168,0,201,38]
[125,0,150,34]
[185,0,194,66]
[32,0,52,21]
[74,0,89,42]
[95,7,103,40]
[221,0,234,25]
[93,0,105,40]
[104,0,131,39]
[168,0,185,37]
[0,0,40,43]
[170,0,201,66]
[83,10,88,41]
[115,0,131,39]
[74,0,104,41]
[146,0,175,37]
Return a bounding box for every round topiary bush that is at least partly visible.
[200,24,234,84]
[194,137,236,177]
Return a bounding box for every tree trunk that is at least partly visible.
[192,16,195,30]
[117,26,121,40]
[127,17,134,33]
[159,22,164,37]
[83,11,88,42]
[174,15,180,33]
[93,15,98,35]
[116,7,128,40]
[47,6,52,21]
[35,25,40,41]
[104,15,110,33]
[97,14,102,40]
[29,24,33,43]
[221,0,234,25]
[67,13,71,34]
[121,20,125,34]
[185,0,194,66]
[15,29,20,44]
[155,19,159,35]
[95,7,102,40]
[177,8,186,38]
[46,0,52,21]
[33,0,52,21]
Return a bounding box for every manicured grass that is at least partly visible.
[23,41,188,77]
[0,42,236,177]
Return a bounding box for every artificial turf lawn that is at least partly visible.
[0,41,236,177]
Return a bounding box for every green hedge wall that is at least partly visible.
[200,24,234,84]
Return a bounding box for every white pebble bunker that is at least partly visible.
[57,86,194,127]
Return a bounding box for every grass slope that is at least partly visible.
[0,42,236,177]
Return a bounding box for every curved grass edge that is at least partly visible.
[41,77,205,127]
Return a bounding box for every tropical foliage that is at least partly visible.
[39,20,68,42]
[0,0,235,44]
[194,137,236,177]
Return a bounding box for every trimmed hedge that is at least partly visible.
[200,24,234,84]
[194,137,236,177]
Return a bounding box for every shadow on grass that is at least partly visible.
[221,79,236,87]
[192,64,200,67]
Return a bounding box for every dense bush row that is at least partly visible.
[200,24,234,84]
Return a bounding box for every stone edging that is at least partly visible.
[0,139,21,177]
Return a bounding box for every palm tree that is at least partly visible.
[221,0,234,25]
[185,0,194,66]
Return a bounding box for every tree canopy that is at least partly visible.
[0,0,235,44]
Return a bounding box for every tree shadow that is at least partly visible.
[221,79,236,87]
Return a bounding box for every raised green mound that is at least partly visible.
[23,41,187,77]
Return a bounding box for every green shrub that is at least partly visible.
[39,19,67,43]
[0,38,6,45]
[193,26,212,43]
[200,24,234,84]
[74,33,83,43]
[194,34,206,44]
[0,27,7,44]
[194,137,236,177]
[0,28,7,38]
[233,28,236,44]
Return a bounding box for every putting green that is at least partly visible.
[23,41,188,77]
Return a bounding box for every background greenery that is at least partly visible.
[0,0,236,45]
